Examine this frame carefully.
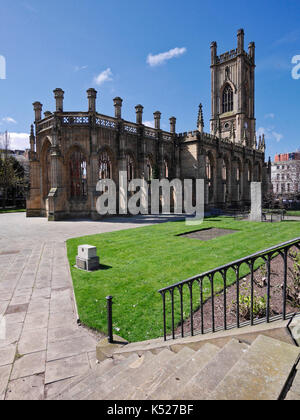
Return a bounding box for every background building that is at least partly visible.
[272,152,300,199]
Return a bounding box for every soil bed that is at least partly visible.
[179,228,238,241]
[176,246,299,336]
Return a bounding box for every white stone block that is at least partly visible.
[78,245,97,260]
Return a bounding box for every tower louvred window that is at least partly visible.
[222,85,233,113]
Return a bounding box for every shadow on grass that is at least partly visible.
[99,264,113,270]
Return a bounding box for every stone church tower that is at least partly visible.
[210,29,256,147]
[26,29,270,220]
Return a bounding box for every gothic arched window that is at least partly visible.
[206,155,214,202]
[43,143,51,198]
[222,85,233,113]
[99,151,112,180]
[163,158,169,179]
[206,156,212,181]
[146,156,153,181]
[247,163,252,182]
[222,159,227,181]
[69,148,87,198]
[126,154,135,182]
[236,162,242,201]
[221,159,228,203]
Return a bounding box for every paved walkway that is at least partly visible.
[0,213,182,400]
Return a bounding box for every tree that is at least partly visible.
[0,132,26,209]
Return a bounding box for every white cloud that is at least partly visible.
[257,127,283,143]
[74,65,88,72]
[264,113,275,119]
[272,131,283,143]
[147,47,187,67]
[94,68,113,86]
[2,117,17,124]
[144,121,155,128]
[4,132,30,150]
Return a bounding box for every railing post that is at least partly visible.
[106,296,113,344]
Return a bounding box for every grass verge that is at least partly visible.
[0,208,26,214]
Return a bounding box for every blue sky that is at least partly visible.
[0,0,299,160]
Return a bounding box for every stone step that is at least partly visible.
[177,339,249,400]
[286,368,300,399]
[289,315,300,346]
[112,318,294,360]
[102,348,174,400]
[104,347,194,401]
[210,335,300,400]
[64,353,140,400]
[285,390,300,400]
[85,351,156,400]
[89,348,178,400]
[146,342,220,400]
[125,346,197,400]
[49,355,126,400]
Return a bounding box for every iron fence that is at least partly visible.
[158,237,300,341]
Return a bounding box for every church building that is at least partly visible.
[27,29,271,220]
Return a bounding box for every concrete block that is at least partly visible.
[76,256,100,271]
[78,245,97,260]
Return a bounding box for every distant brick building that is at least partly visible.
[27,30,271,220]
[272,152,300,197]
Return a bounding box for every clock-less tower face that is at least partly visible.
[210,29,256,148]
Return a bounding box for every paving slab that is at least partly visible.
[48,312,76,330]
[48,326,84,343]
[45,377,75,400]
[18,328,48,355]
[0,345,16,367]
[0,365,12,399]
[0,322,23,348]
[10,351,46,380]
[27,298,50,314]
[5,375,45,400]
[45,353,90,384]
[47,334,97,362]
[23,312,49,331]
[0,213,178,400]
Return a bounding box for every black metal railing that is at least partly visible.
[158,237,300,341]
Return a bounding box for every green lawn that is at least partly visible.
[66,217,300,342]
[0,208,26,214]
[286,210,300,217]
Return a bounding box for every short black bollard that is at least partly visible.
[106,296,113,344]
